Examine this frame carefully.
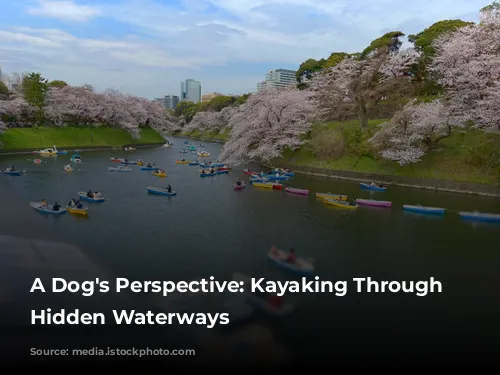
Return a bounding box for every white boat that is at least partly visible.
[198,151,211,157]
[232,272,295,317]
[64,165,73,172]
[124,146,136,151]
[162,143,171,148]
[35,145,64,155]
[108,166,132,172]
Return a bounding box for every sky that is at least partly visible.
[0,0,490,99]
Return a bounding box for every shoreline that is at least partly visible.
[168,135,500,197]
[0,142,166,156]
[261,164,500,197]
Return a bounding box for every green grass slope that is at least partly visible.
[0,126,165,150]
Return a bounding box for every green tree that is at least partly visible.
[361,31,404,58]
[296,58,325,83]
[234,93,250,105]
[206,95,235,111]
[0,81,9,95]
[409,20,472,57]
[174,101,199,122]
[48,80,68,88]
[22,73,48,108]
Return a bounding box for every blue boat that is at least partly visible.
[200,163,224,168]
[189,161,199,166]
[200,172,215,177]
[269,169,294,177]
[403,205,445,215]
[147,187,177,196]
[3,170,22,176]
[249,177,268,183]
[30,202,66,215]
[268,247,314,277]
[265,175,289,181]
[140,166,156,171]
[70,154,82,163]
[459,211,500,222]
[77,192,105,203]
[215,170,229,175]
[360,182,387,191]
[184,141,189,144]
[120,160,137,165]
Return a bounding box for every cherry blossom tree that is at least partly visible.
[370,99,451,165]
[0,96,34,126]
[184,106,238,133]
[430,4,500,132]
[308,47,419,129]
[218,88,317,164]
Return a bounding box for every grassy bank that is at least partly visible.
[276,119,500,186]
[180,128,230,141]
[0,126,165,150]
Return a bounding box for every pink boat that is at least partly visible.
[285,187,309,196]
[233,183,245,190]
[356,198,392,207]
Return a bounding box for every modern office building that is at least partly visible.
[257,69,297,91]
[202,92,222,102]
[154,95,180,110]
[181,79,201,103]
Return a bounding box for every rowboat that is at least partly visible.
[152,171,167,177]
[234,183,245,190]
[33,159,42,164]
[3,170,22,176]
[402,205,445,215]
[356,198,392,207]
[189,146,196,151]
[147,187,177,196]
[285,187,309,196]
[214,170,229,175]
[252,182,283,189]
[189,161,199,166]
[360,182,387,191]
[161,143,171,148]
[200,172,215,177]
[232,272,295,317]
[108,166,131,172]
[64,166,73,172]
[136,161,144,166]
[66,206,89,216]
[324,198,358,210]
[180,150,188,154]
[140,166,156,171]
[201,163,224,168]
[268,246,314,277]
[70,154,82,163]
[459,211,500,222]
[124,146,136,151]
[78,192,105,203]
[249,177,268,183]
[175,160,190,164]
[266,175,289,181]
[120,160,137,165]
[243,169,258,176]
[198,151,210,157]
[110,157,122,162]
[316,192,348,201]
[269,168,294,177]
[30,202,66,215]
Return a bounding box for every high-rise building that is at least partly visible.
[257,69,297,91]
[164,95,179,110]
[202,92,223,102]
[181,79,201,103]
[154,95,180,110]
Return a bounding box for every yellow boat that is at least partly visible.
[66,206,89,216]
[136,161,144,166]
[152,171,167,177]
[324,198,358,210]
[175,160,190,164]
[316,192,348,201]
[252,182,274,189]
[64,166,73,172]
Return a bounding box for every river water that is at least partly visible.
[1,137,499,361]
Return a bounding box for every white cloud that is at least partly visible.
[26,0,100,21]
[1,0,490,97]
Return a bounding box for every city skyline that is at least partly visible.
[0,0,487,98]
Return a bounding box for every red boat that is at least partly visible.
[110,157,123,162]
[243,168,257,176]
[272,183,283,190]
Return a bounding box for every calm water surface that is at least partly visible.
[1,137,499,360]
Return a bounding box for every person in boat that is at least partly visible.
[65,164,71,169]
[285,248,296,264]
[68,198,78,207]
[76,200,83,209]
[166,185,172,193]
[236,180,243,186]
[94,191,101,199]
[41,199,48,208]
[147,162,153,168]
[53,202,61,211]
[87,190,94,198]
[210,168,215,174]
[181,159,185,162]
[124,158,128,163]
